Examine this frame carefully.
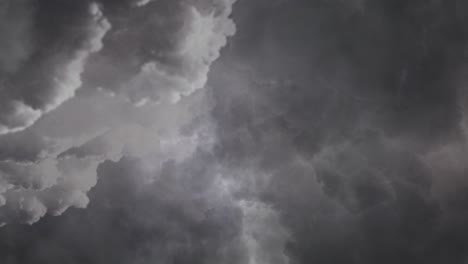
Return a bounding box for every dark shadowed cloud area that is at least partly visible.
[1,0,468,263]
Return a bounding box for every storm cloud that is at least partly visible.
[0,0,237,225]
[1,0,468,264]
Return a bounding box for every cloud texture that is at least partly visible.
[0,0,237,225]
[0,1,110,134]
[2,0,468,264]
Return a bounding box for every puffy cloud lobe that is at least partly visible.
[0,153,236,263]
[85,0,237,104]
[0,118,212,225]
[0,156,101,225]
[0,0,238,225]
[0,1,113,225]
[131,4,235,103]
[0,159,61,191]
[0,144,293,263]
[0,1,110,135]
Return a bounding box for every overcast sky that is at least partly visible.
[1,0,468,263]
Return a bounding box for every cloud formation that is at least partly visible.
[84,0,237,105]
[0,0,237,225]
[0,1,110,135]
[3,0,468,264]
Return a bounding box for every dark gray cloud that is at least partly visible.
[0,155,244,264]
[0,151,289,264]
[208,1,468,263]
[1,0,468,264]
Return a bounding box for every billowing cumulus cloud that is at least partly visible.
[0,0,237,134]
[2,0,468,264]
[85,0,237,105]
[0,0,238,225]
[0,1,110,135]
